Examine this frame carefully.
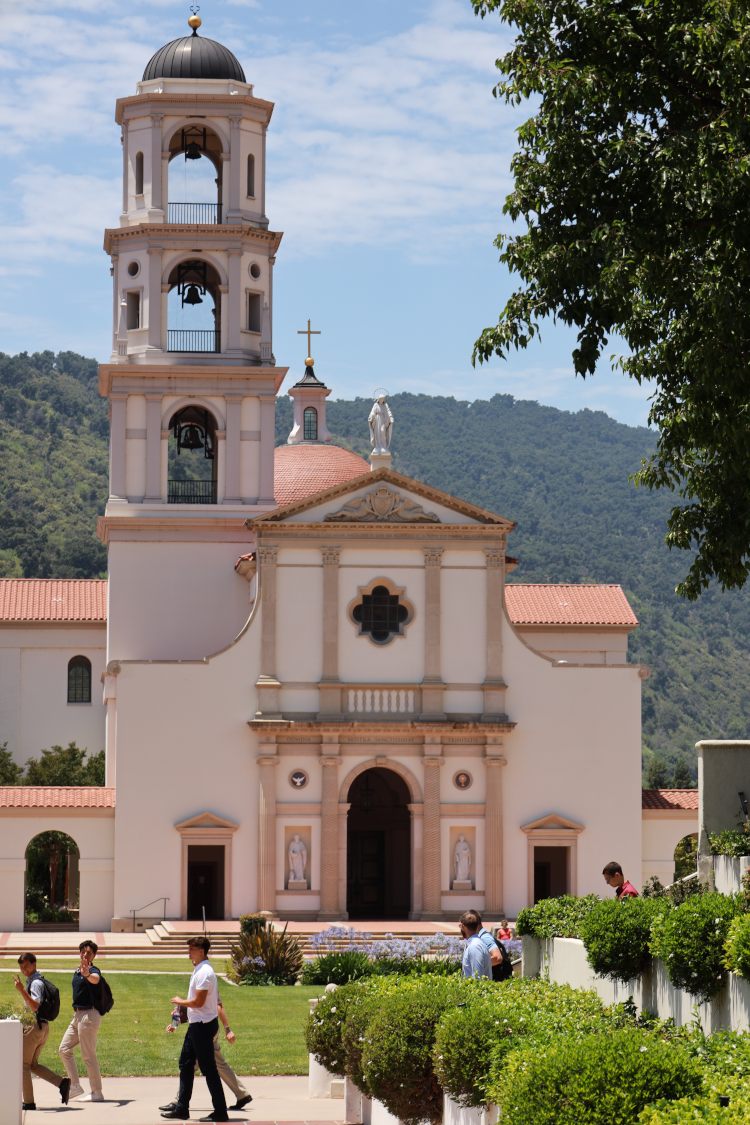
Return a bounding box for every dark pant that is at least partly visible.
[177,1018,228,1118]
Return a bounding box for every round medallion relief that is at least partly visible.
[453,770,472,791]
[289,769,308,790]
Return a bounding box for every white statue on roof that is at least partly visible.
[369,395,393,454]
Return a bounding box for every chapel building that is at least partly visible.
[0,18,685,934]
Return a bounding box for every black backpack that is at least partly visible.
[35,976,61,1024]
[491,937,514,983]
[92,975,114,1016]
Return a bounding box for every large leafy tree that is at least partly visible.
[24,743,105,786]
[472,0,750,598]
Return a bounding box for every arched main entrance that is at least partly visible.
[346,768,410,919]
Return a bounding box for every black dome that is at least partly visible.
[143,32,246,82]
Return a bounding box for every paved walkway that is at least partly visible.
[28,1075,346,1125]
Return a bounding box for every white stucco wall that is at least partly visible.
[0,625,106,765]
[642,811,698,887]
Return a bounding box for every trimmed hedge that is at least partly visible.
[434,978,610,1107]
[492,1030,703,1125]
[650,893,741,1001]
[724,914,750,980]
[580,897,669,983]
[304,979,382,1076]
[516,894,599,938]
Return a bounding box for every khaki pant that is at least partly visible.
[22,1021,63,1105]
[59,1009,103,1094]
[174,1032,248,1102]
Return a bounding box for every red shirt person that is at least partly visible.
[602,861,639,899]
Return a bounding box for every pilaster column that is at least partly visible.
[338,802,350,918]
[258,395,276,504]
[408,803,424,920]
[226,247,242,353]
[319,547,341,717]
[144,394,162,502]
[421,743,444,919]
[109,394,127,502]
[484,739,507,918]
[149,114,164,216]
[121,124,128,218]
[255,545,281,718]
[260,126,269,227]
[257,743,279,917]
[223,394,241,504]
[421,548,445,720]
[482,546,508,721]
[228,115,242,222]
[147,248,162,350]
[318,745,342,920]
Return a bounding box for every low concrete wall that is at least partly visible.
[444,1095,499,1125]
[713,854,750,896]
[522,935,750,1034]
[345,1079,398,1125]
[0,1019,22,1125]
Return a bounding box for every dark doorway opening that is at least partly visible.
[347,768,410,919]
[187,844,224,920]
[533,845,568,904]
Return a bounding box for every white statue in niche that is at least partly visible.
[369,395,393,453]
[288,835,308,883]
[454,835,472,883]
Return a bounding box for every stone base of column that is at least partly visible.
[317,910,346,922]
[259,910,279,920]
[420,911,445,921]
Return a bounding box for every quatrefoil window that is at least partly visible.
[348,579,415,646]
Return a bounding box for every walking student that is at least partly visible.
[160,994,252,1114]
[161,936,229,1122]
[459,911,492,980]
[14,953,70,1111]
[602,861,639,899]
[59,940,105,1102]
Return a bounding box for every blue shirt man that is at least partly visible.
[459,913,492,979]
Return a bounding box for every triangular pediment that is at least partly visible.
[246,467,515,529]
[174,811,239,832]
[521,813,585,834]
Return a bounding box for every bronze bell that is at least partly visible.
[185,141,203,161]
[181,424,204,451]
[184,285,203,305]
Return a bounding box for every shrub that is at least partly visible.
[709,830,750,858]
[580,897,670,983]
[650,893,741,1001]
[640,1092,749,1124]
[227,922,302,985]
[515,894,599,938]
[358,974,464,1125]
[0,998,35,1027]
[494,1030,703,1125]
[302,951,374,985]
[239,913,267,936]
[642,875,707,907]
[372,956,462,977]
[724,915,750,979]
[435,977,609,1107]
[305,979,377,1076]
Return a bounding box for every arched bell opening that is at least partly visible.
[346,767,411,919]
[167,259,221,355]
[168,404,218,505]
[25,831,80,931]
[168,125,224,224]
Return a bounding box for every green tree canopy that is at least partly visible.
[0,742,24,785]
[23,743,105,786]
[472,0,750,599]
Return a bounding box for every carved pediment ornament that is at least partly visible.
[324,486,440,524]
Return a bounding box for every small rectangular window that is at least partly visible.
[247,293,261,333]
[127,291,140,330]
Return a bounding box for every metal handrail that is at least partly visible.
[130,896,169,932]
[168,329,220,354]
[168,202,223,225]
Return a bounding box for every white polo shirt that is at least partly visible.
[187,957,219,1023]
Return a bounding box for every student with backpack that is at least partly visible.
[59,940,113,1103]
[462,909,514,983]
[14,952,70,1111]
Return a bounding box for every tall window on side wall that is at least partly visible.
[304,407,318,441]
[68,656,92,703]
[135,151,144,196]
[126,291,140,330]
[247,153,255,198]
[247,292,261,333]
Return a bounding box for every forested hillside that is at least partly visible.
[2,350,748,782]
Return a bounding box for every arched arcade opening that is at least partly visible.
[25,831,80,931]
[346,767,411,919]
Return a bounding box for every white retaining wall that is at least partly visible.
[0,1019,22,1125]
[523,935,750,1034]
[713,854,750,896]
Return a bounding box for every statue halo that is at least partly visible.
[372,387,389,400]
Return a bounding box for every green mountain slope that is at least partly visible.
[2,350,748,781]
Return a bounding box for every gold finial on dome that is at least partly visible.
[305,357,315,367]
[188,5,202,31]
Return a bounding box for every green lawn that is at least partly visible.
[4,972,319,1077]
[0,958,201,973]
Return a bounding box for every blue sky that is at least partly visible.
[0,0,653,427]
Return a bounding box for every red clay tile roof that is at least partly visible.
[0,580,107,623]
[0,788,115,809]
[506,583,638,627]
[642,789,699,810]
[274,444,370,507]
